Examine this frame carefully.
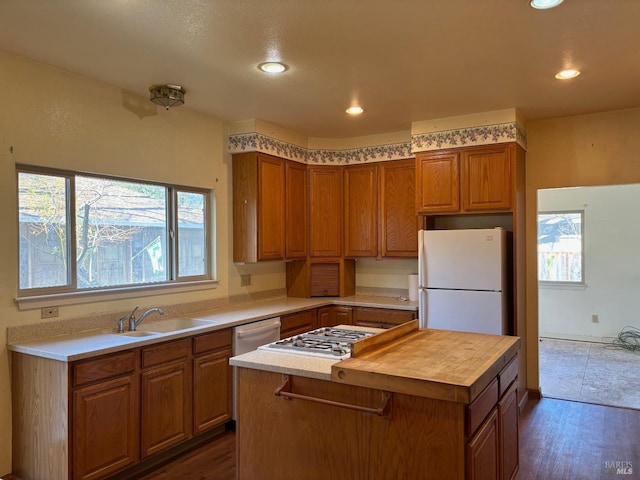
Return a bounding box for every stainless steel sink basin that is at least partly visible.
[137,317,213,333]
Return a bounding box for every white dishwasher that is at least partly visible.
[232,317,281,419]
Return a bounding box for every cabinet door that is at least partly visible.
[344,164,378,257]
[309,166,343,257]
[285,160,308,259]
[317,306,334,327]
[461,145,512,212]
[499,384,519,480]
[354,307,416,329]
[72,375,139,480]
[141,360,192,458]
[258,155,286,260]
[416,151,460,214]
[193,350,232,435]
[467,409,499,480]
[379,160,418,257]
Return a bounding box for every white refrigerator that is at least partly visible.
[418,228,508,335]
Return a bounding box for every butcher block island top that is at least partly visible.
[333,321,520,404]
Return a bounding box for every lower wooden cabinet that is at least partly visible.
[72,373,139,480]
[280,309,318,338]
[353,307,416,329]
[318,305,354,327]
[499,383,519,480]
[140,345,192,458]
[12,329,233,480]
[467,409,499,480]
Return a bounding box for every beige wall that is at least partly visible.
[0,50,237,474]
[525,107,640,393]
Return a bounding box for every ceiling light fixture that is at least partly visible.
[258,62,288,73]
[555,69,581,79]
[346,106,364,115]
[530,0,564,9]
[148,84,185,110]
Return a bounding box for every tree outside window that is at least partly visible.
[537,211,584,284]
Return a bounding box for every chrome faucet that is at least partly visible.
[128,305,164,331]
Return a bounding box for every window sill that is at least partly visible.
[538,282,587,291]
[15,280,220,311]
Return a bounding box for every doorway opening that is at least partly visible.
[537,184,640,410]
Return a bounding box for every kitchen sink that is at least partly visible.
[137,317,213,333]
[120,330,160,337]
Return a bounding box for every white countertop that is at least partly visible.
[7,295,417,362]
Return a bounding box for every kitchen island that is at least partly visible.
[231,321,520,480]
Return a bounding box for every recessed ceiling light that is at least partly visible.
[530,0,564,9]
[346,106,364,115]
[258,62,288,73]
[555,69,581,79]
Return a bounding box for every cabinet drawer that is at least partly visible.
[73,350,137,387]
[467,377,498,437]
[193,329,232,356]
[499,353,518,397]
[142,339,191,369]
[354,307,416,328]
[281,310,317,338]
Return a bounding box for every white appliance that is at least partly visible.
[232,317,281,419]
[418,228,507,335]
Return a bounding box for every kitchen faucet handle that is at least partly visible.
[129,305,140,320]
[117,316,126,333]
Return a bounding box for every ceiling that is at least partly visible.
[0,0,638,139]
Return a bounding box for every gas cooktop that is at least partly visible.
[258,327,376,360]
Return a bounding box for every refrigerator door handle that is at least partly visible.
[418,230,426,289]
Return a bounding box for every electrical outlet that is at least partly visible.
[41,306,59,319]
[591,314,599,323]
[240,274,251,287]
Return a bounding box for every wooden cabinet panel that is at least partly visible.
[193,351,232,435]
[310,262,340,296]
[462,146,512,212]
[353,307,416,329]
[72,375,139,480]
[141,338,190,368]
[141,356,192,458]
[467,409,499,480]
[318,305,354,327]
[193,328,232,356]
[344,164,378,257]
[258,155,286,260]
[232,153,285,263]
[285,160,308,258]
[499,384,519,480]
[309,166,343,257]
[379,159,419,257]
[73,350,136,387]
[281,309,318,338]
[416,151,460,214]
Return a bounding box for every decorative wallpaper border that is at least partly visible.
[411,122,527,152]
[229,122,527,164]
[228,132,413,165]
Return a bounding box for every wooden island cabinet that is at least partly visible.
[234,324,520,480]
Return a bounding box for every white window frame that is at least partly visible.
[16,165,217,310]
[537,209,585,286]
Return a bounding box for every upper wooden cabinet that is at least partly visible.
[309,166,343,257]
[344,164,378,257]
[379,159,419,257]
[416,144,515,215]
[233,153,307,263]
[233,152,285,262]
[285,160,308,259]
[344,159,418,258]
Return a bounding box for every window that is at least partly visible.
[537,210,584,284]
[18,166,211,296]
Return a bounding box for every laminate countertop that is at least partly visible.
[7,295,417,362]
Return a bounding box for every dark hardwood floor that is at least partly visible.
[8,397,633,480]
[517,398,639,479]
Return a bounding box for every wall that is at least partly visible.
[538,184,640,341]
[0,50,235,475]
[525,107,640,394]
